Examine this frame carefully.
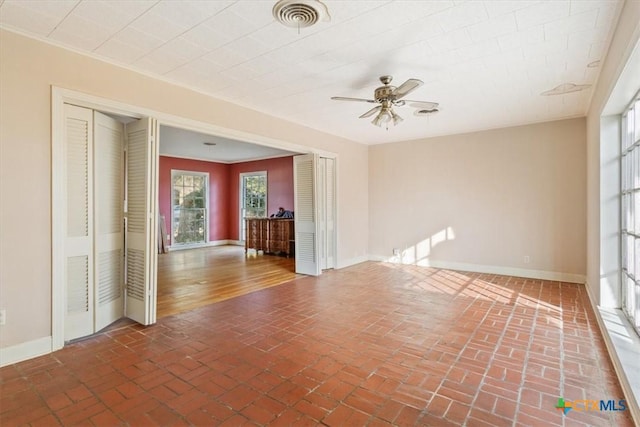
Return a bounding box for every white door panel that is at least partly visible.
[94,111,124,331]
[125,117,158,325]
[324,158,336,269]
[63,104,94,341]
[318,158,327,271]
[294,154,320,276]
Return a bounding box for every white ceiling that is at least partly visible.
[159,125,299,163]
[0,0,622,145]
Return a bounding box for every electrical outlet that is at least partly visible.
[524,256,530,264]
[0,309,6,326]
[393,248,400,256]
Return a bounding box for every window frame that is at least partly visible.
[170,169,209,246]
[621,90,640,336]
[239,171,268,242]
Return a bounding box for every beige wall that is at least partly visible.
[368,118,587,278]
[586,0,640,306]
[0,30,369,349]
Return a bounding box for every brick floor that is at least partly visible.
[0,262,635,426]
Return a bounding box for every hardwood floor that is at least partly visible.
[157,245,298,318]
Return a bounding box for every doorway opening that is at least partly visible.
[52,87,337,350]
[56,104,158,343]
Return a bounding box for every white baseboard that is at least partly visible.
[0,336,52,367]
[336,255,369,269]
[168,240,243,251]
[367,255,586,284]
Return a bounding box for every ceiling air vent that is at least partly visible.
[273,0,330,29]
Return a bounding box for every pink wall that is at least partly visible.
[228,156,294,240]
[159,156,230,245]
[159,156,294,244]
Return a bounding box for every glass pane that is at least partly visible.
[625,276,635,315]
[635,191,640,235]
[627,152,632,190]
[173,188,181,207]
[622,110,635,151]
[632,149,636,189]
[629,275,635,314]
[635,100,640,143]
[622,231,627,269]
[622,194,628,230]
[636,237,640,279]
[623,235,635,275]
[622,154,628,191]
[242,175,267,216]
[631,150,636,190]
[174,209,205,243]
[635,281,640,330]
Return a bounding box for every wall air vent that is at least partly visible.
[273,0,330,30]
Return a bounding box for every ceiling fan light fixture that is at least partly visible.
[331,75,439,129]
[391,109,403,125]
[372,107,402,128]
[371,113,386,127]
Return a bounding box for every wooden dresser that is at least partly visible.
[245,218,294,257]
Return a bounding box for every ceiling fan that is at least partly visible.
[331,75,439,128]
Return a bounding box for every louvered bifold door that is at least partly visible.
[294,154,320,276]
[64,105,94,341]
[324,157,336,269]
[94,112,125,331]
[125,117,158,325]
[318,158,327,270]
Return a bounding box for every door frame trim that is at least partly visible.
[51,86,336,351]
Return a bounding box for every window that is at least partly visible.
[621,91,640,336]
[172,170,208,245]
[240,171,267,241]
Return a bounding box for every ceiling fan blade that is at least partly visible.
[331,96,377,103]
[407,101,439,110]
[359,106,382,118]
[414,108,440,116]
[391,79,423,99]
